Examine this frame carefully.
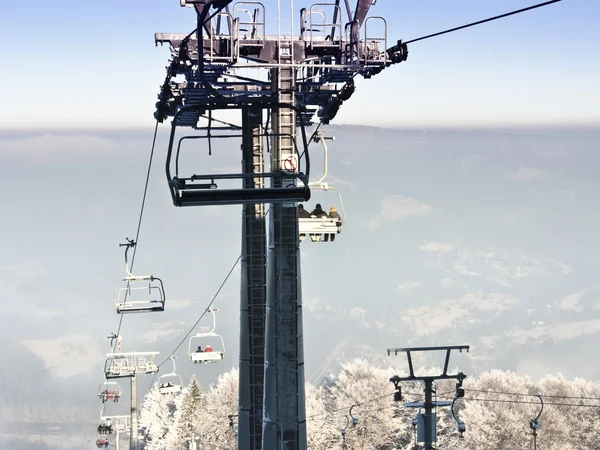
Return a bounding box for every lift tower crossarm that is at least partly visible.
[388,345,470,450]
[387,345,470,379]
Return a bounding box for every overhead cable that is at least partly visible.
[466,388,600,401]
[404,0,563,45]
[113,119,161,351]
[155,254,242,370]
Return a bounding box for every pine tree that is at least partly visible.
[171,376,204,450]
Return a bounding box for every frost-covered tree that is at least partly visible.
[169,376,204,450]
[135,362,600,449]
[327,358,405,449]
[139,383,178,450]
[197,368,239,450]
[305,382,338,449]
[460,370,533,449]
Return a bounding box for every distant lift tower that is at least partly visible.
[388,345,470,450]
[154,1,408,449]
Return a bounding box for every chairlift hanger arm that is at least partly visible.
[349,404,359,426]
[119,238,136,277]
[530,394,544,431]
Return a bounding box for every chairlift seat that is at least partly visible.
[115,276,166,315]
[299,217,342,235]
[104,352,159,378]
[106,365,136,379]
[98,382,121,402]
[175,181,311,207]
[159,384,183,394]
[117,302,165,314]
[190,351,225,364]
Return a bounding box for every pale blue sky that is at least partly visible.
[1,0,598,128]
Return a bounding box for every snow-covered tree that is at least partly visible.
[135,362,600,449]
[169,376,204,450]
[138,383,179,450]
[327,358,405,449]
[305,382,338,449]
[460,370,534,449]
[197,368,239,450]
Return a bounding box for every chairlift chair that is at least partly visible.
[115,239,166,314]
[97,421,113,435]
[189,333,226,364]
[98,381,121,403]
[166,102,312,207]
[299,132,345,242]
[96,438,109,448]
[104,352,159,379]
[188,308,226,364]
[158,356,184,394]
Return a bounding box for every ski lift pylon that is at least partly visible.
[158,356,184,394]
[115,239,166,314]
[299,131,344,242]
[188,307,226,364]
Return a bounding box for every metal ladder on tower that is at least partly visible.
[276,0,296,173]
[274,1,305,448]
[248,127,266,449]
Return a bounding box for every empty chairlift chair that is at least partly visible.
[158,356,183,395]
[165,102,312,207]
[115,239,166,314]
[104,352,159,379]
[188,307,226,364]
[298,132,345,243]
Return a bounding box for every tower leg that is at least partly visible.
[239,107,268,450]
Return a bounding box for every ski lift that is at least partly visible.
[158,356,183,395]
[98,380,121,403]
[188,308,226,364]
[96,438,109,448]
[166,102,311,207]
[299,132,345,243]
[115,239,165,314]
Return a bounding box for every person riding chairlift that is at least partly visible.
[205,344,213,353]
[326,206,341,242]
[196,346,204,353]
